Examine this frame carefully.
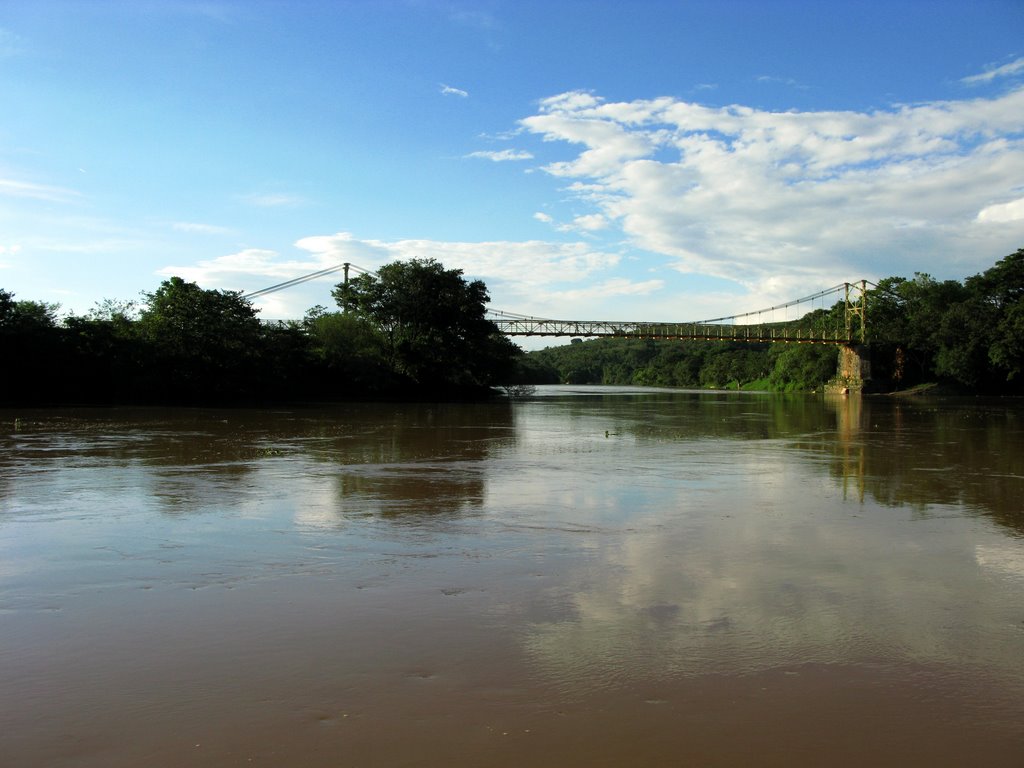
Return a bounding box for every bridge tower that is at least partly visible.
[835,281,871,391]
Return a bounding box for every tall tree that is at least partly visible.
[967,248,1024,383]
[868,273,971,385]
[138,277,263,399]
[332,259,518,389]
[0,289,64,403]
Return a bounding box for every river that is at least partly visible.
[2,387,1023,767]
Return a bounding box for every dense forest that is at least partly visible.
[523,338,838,392]
[1,248,1022,405]
[525,248,1024,395]
[0,259,520,405]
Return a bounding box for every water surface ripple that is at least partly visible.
[2,389,1023,767]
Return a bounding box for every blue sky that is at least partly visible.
[2,0,1023,330]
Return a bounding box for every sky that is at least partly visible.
[2,0,1023,334]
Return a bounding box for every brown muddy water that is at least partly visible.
[2,386,1023,767]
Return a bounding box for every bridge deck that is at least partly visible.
[490,318,853,345]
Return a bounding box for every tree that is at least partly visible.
[768,344,838,391]
[332,259,518,390]
[989,299,1024,382]
[0,290,64,403]
[967,247,1024,310]
[0,289,11,326]
[868,273,971,386]
[63,306,146,403]
[88,297,139,324]
[967,248,1024,383]
[303,309,392,392]
[0,290,61,333]
[138,277,263,399]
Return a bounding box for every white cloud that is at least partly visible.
[155,230,810,332]
[158,248,309,282]
[156,247,334,317]
[547,277,664,302]
[465,149,534,161]
[977,196,1024,224]
[31,236,148,255]
[294,232,622,290]
[298,233,685,322]
[523,93,657,178]
[515,87,1024,293]
[756,74,808,90]
[440,83,469,98]
[153,87,1024,329]
[538,91,603,112]
[159,232,640,323]
[540,212,611,235]
[571,213,608,231]
[241,192,304,207]
[962,56,1024,84]
[172,221,231,234]
[478,128,524,141]
[0,178,80,203]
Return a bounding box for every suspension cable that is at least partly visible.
[243,262,372,299]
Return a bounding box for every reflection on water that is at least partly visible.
[1,390,1023,767]
[822,395,1024,534]
[495,390,1024,688]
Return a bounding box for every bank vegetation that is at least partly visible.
[1,248,1021,404]
[524,248,1024,395]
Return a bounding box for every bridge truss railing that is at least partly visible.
[239,262,871,347]
[488,317,853,344]
[488,281,871,346]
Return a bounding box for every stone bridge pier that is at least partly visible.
[830,344,871,392]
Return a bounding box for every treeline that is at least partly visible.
[3,248,1021,404]
[867,248,1023,392]
[1,259,522,405]
[523,338,839,392]
[524,248,1024,395]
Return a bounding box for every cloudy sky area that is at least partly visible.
[1,1,1023,328]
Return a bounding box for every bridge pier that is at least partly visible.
[828,344,871,393]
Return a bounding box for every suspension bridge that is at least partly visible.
[242,263,872,347]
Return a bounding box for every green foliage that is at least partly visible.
[139,276,260,357]
[0,290,61,333]
[303,310,395,393]
[969,248,1024,381]
[989,299,1024,380]
[332,258,518,390]
[526,336,835,392]
[137,276,263,400]
[0,290,65,403]
[1,265,522,403]
[967,247,1024,308]
[62,314,145,402]
[869,248,1024,391]
[868,273,971,384]
[306,311,381,365]
[88,297,139,322]
[768,345,839,392]
[506,354,560,385]
[2,246,1023,403]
